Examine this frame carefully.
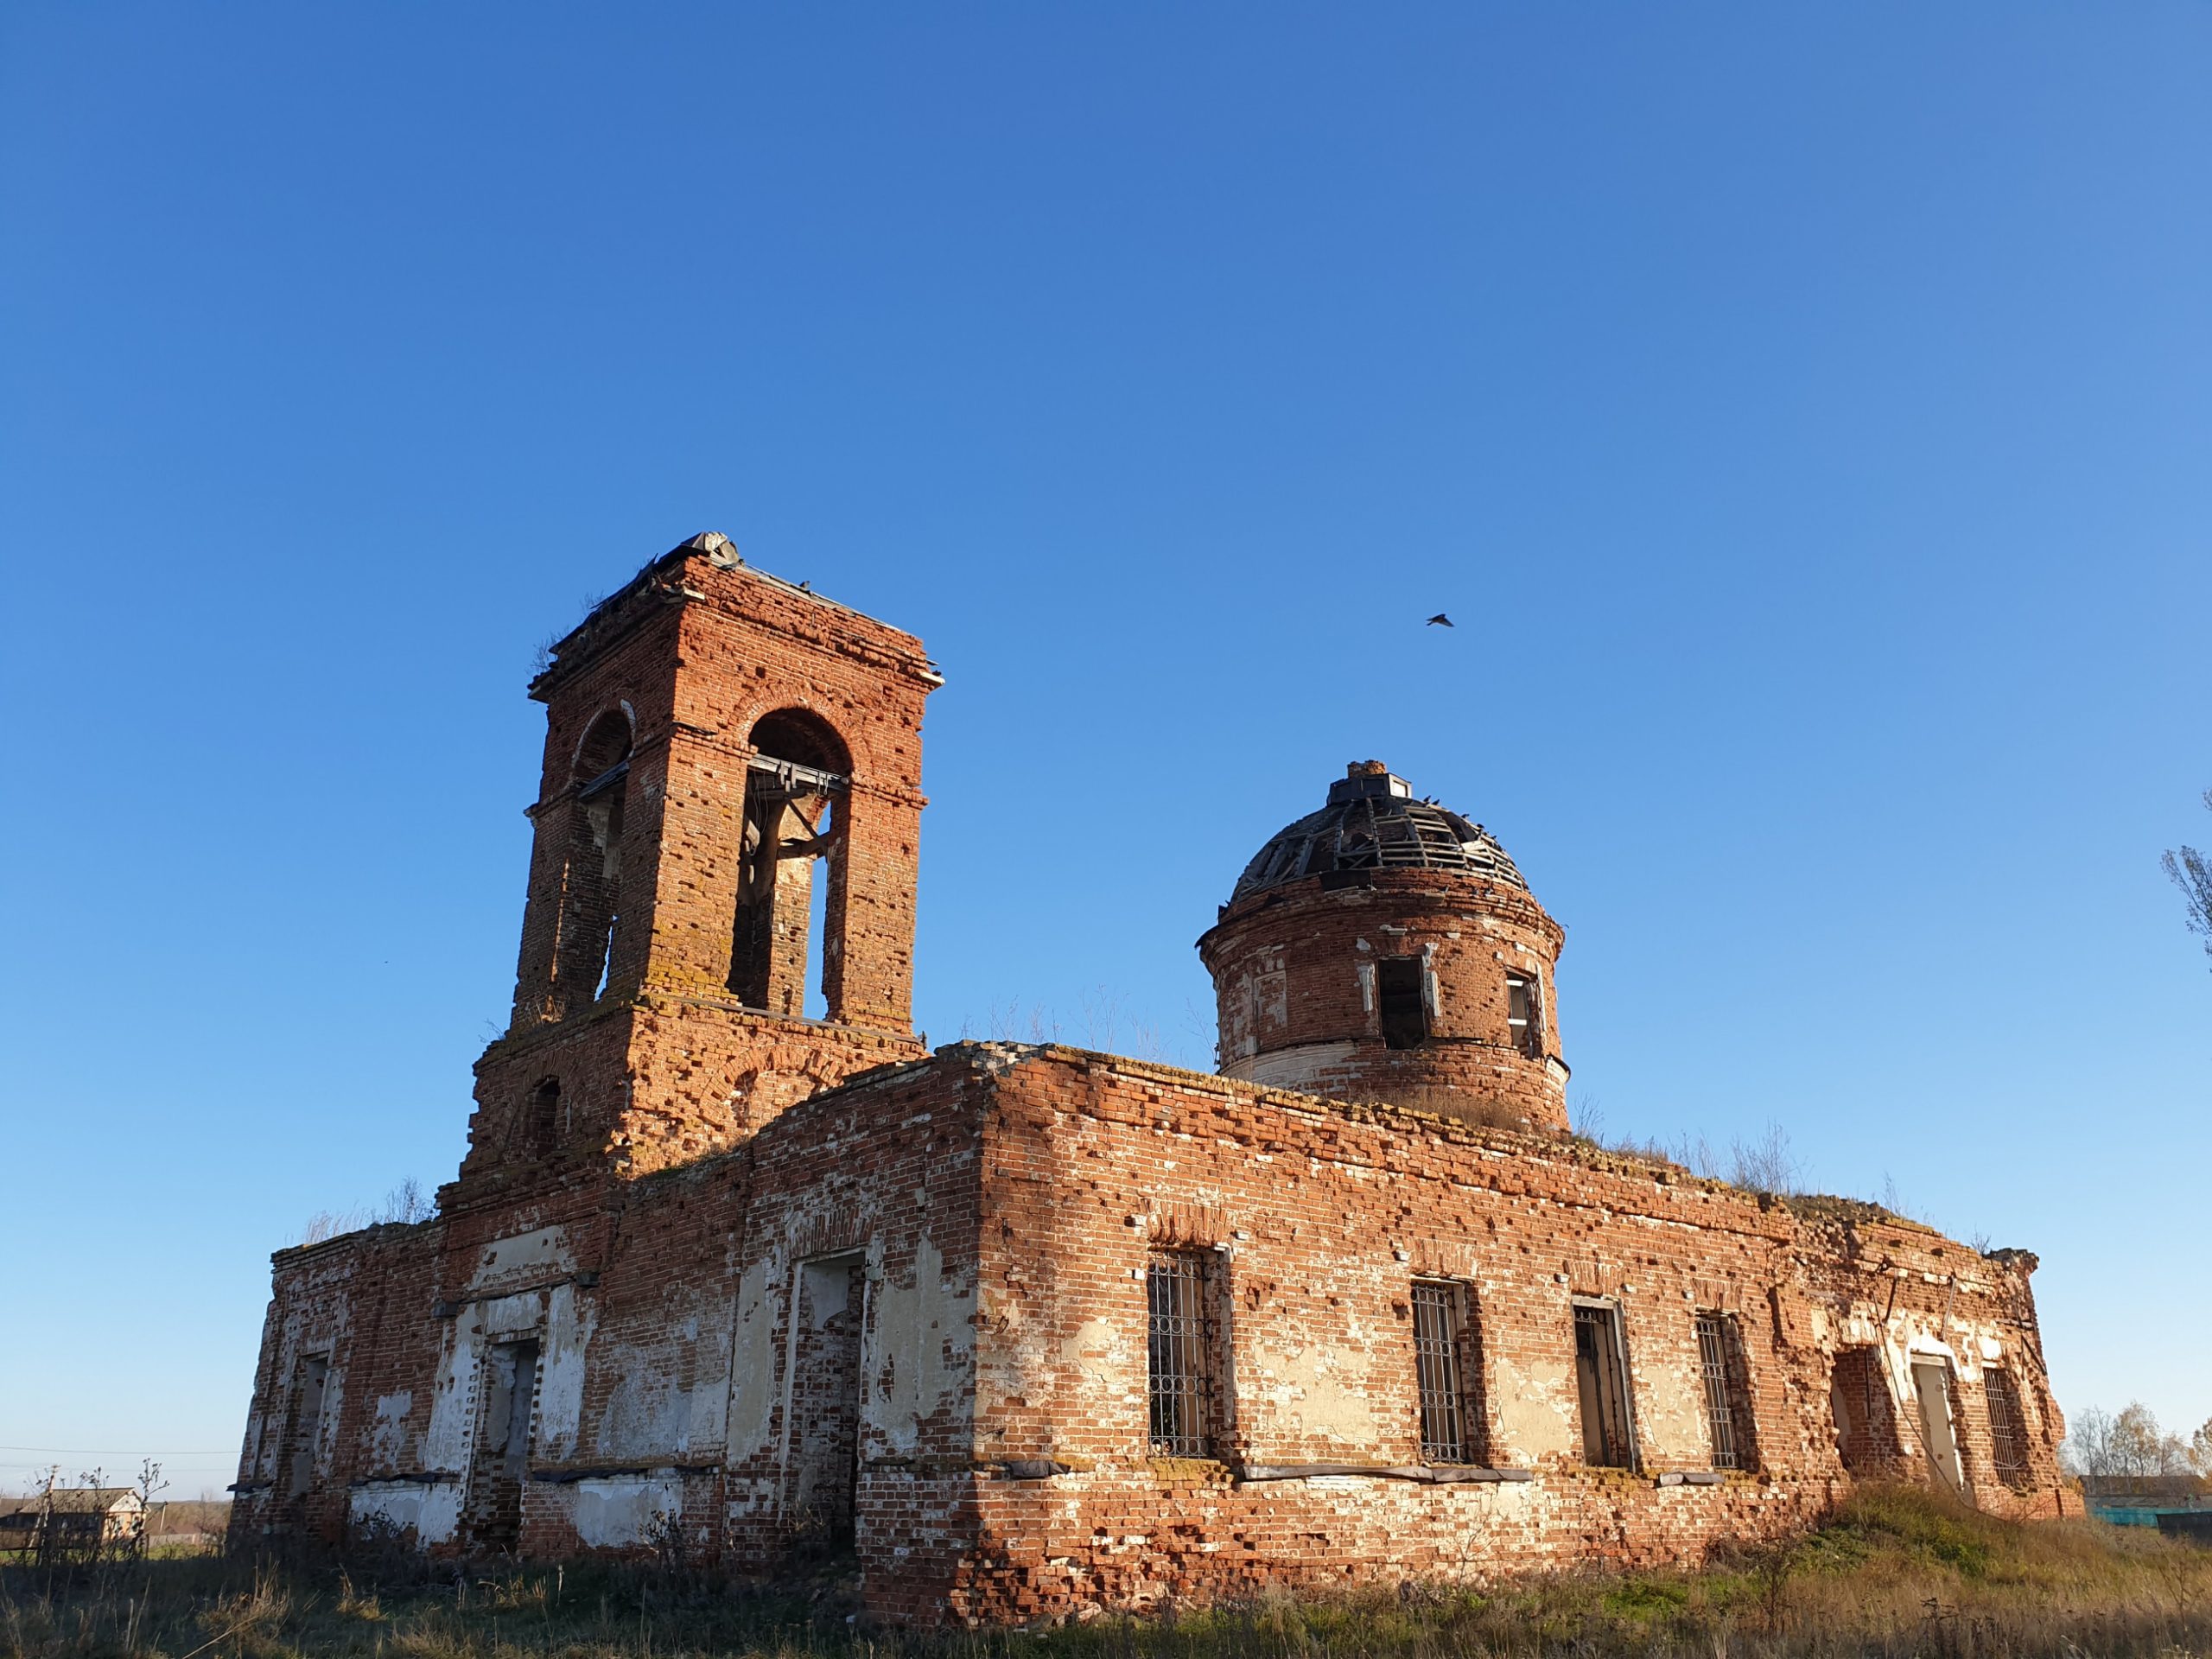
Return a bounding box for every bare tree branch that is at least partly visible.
[2164,789,2212,968]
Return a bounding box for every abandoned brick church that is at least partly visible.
[230,534,2065,1623]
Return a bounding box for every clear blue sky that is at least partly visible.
[3,5,2207,1500]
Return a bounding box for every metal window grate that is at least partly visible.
[1147,1251,1213,1457]
[1986,1369,2031,1488]
[1412,1281,1470,1463]
[1694,1313,1742,1470]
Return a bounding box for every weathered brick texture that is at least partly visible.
[1199,764,1569,1131]
[231,537,2064,1626]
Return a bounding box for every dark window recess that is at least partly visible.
[525,1078,561,1157]
[1573,1301,1637,1468]
[1694,1312,1759,1471]
[1147,1251,1216,1458]
[1505,971,1542,1058]
[1985,1369,2033,1489]
[1411,1280,1485,1464]
[1378,958,1428,1050]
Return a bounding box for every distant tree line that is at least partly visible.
[2063,1402,2212,1497]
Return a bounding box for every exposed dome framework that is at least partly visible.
[1230,762,1526,903]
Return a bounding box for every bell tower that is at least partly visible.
[451,533,940,1202]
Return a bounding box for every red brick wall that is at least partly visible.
[946,1047,2062,1623]
[454,541,935,1199]
[1199,869,1570,1131]
[233,1041,2062,1622]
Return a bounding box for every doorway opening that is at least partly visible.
[283,1355,330,1500]
[790,1255,866,1548]
[1911,1357,1967,1497]
[466,1338,541,1549]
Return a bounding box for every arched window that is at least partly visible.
[555,710,632,1007]
[729,709,850,1020]
[525,1077,562,1157]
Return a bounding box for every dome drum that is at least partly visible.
[1198,764,1569,1133]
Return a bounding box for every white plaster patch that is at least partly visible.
[871,1234,976,1457]
[536,1283,596,1462]
[469,1226,575,1294]
[1226,1043,1359,1089]
[1253,1341,1377,1448]
[725,1261,779,1461]
[573,1474,682,1548]
[349,1480,461,1545]
[1493,1354,1578,1461]
[1061,1319,1121,1387]
[371,1392,414,1471]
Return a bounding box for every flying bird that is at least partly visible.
[1427,613,1453,627]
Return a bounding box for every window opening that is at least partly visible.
[1377,957,1427,1050]
[1505,971,1542,1058]
[1147,1250,1216,1458]
[1830,1344,1898,1474]
[1573,1300,1637,1468]
[791,1256,866,1545]
[525,1078,561,1157]
[1694,1313,1758,1471]
[1411,1280,1484,1464]
[285,1355,329,1498]
[1985,1368,2032,1490]
[729,711,849,1020]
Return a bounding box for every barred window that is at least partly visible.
[1147,1250,1215,1458]
[1693,1312,1758,1471]
[1985,1368,2032,1489]
[1573,1300,1637,1468]
[1411,1280,1484,1464]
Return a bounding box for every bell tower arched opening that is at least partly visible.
[730,708,852,1021]
[553,709,632,1010]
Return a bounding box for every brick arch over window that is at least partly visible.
[522,1077,562,1158]
[730,708,854,1020]
[552,709,632,1009]
[747,708,851,777]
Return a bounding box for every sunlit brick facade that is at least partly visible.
[231,534,2064,1624]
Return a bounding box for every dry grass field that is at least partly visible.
[3,1487,2209,1659]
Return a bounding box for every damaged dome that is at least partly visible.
[1229,761,1526,903]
